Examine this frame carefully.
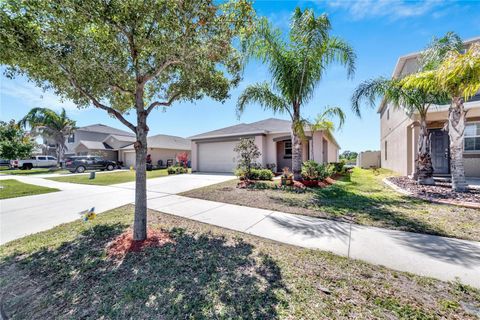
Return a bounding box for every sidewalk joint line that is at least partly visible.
[244,211,275,232]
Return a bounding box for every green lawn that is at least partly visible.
[0,168,70,175]
[0,205,478,319]
[181,168,480,241]
[47,169,173,185]
[0,179,59,199]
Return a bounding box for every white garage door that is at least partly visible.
[124,152,136,168]
[198,141,238,173]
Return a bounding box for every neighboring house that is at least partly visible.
[65,124,136,161]
[189,118,340,173]
[378,37,480,178]
[119,134,191,167]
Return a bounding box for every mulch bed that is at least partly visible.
[388,176,480,207]
[106,228,174,259]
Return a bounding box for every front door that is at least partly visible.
[430,129,449,174]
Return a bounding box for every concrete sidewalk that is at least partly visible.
[0,173,234,244]
[146,195,480,288]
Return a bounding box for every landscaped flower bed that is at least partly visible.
[387,176,480,206]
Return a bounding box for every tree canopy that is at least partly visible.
[0,120,35,160]
[0,0,254,130]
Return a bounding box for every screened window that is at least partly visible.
[284,141,292,158]
[465,122,480,152]
[384,141,388,161]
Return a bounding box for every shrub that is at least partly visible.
[168,165,188,174]
[250,168,274,181]
[301,160,323,180]
[329,161,345,174]
[234,138,261,180]
[176,152,189,168]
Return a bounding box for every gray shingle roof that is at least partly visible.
[121,134,190,151]
[77,124,134,137]
[188,118,292,140]
[76,140,112,150]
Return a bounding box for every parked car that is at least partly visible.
[64,156,116,173]
[10,156,58,170]
[0,159,10,168]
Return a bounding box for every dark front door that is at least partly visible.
[430,129,449,174]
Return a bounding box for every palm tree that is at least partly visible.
[402,42,480,191]
[237,8,355,179]
[352,78,449,185]
[20,108,76,164]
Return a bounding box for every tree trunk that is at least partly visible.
[448,97,467,192]
[416,117,435,185]
[133,108,149,241]
[291,108,302,180]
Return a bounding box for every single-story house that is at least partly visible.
[64,124,136,161]
[188,118,340,173]
[379,36,480,177]
[119,134,191,168]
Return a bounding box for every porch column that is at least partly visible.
[410,124,419,177]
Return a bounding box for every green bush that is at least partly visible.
[329,161,345,174]
[301,160,333,180]
[168,165,188,174]
[250,168,274,181]
[301,160,323,180]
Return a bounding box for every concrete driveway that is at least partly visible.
[0,173,233,244]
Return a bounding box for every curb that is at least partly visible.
[382,178,480,210]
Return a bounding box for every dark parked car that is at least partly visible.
[64,156,116,173]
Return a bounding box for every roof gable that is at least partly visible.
[188,118,291,140]
[76,124,134,137]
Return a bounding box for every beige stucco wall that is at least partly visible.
[357,151,381,168]
[380,102,414,175]
[120,148,190,166]
[380,102,480,177]
[191,130,340,172]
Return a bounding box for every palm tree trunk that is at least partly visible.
[291,108,302,180]
[448,97,467,192]
[416,118,435,185]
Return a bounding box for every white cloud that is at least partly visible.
[1,78,81,112]
[327,0,443,20]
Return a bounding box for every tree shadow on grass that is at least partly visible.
[1,224,287,319]
[312,184,446,236]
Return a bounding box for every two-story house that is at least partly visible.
[378,37,480,178]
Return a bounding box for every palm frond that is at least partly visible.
[350,77,391,117]
[236,82,290,118]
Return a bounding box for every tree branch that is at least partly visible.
[142,59,183,84]
[59,65,137,133]
[110,83,134,95]
[146,90,183,115]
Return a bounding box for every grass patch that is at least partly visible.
[181,168,480,241]
[47,169,174,185]
[0,205,478,319]
[0,179,59,199]
[0,168,70,175]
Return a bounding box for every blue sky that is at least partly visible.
[1,0,479,152]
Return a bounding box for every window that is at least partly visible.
[47,156,56,160]
[384,141,388,161]
[38,156,46,160]
[387,108,390,120]
[465,122,480,152]
[67,134,75,143]
[284,141,292,158]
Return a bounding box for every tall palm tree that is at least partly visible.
[20,108,76,164]
[351,78,448,185]
[402,42,480,191]
[237,8,355,180]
